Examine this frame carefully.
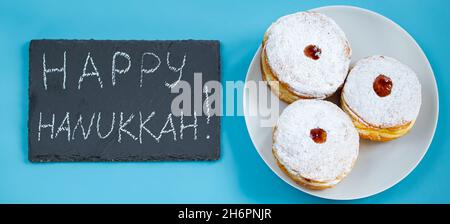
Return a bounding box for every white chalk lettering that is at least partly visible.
[72,113,95,140]
[55,112,71,141]
[180,111,197,140]
[139,111,157,143]
[157,113,177,141]
[140,52,161,87]
[42,51,66,90]
[78,52,103,89]
[112,51,131,86]
[203,85,211,124]
[118,112,137,143]
[165,52,186,88]
[38,112,55,141]
[97,112,115,139]
[37,111,204,143]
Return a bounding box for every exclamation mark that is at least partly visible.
[204,85,211,139]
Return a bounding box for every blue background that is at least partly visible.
[0,0,449,203]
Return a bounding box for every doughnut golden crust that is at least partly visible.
[261,12,351,103]
[272,147,357,190]
[261,39,313,104]
[340,94,415,142]
[272,100,359,190]
[341,55,421,142]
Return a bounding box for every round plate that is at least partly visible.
[243,5,439,200]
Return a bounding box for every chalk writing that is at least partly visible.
[78,52,104,89]
[42,51,66,90]
[112,51,131,86]
[29,40,220,162]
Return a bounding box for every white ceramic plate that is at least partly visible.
[243,5,439,200]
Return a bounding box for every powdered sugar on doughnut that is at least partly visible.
[265,12,351,98]
[343,55,422,127]
[273,100,359,182]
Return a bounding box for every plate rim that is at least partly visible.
[243,5,439,200]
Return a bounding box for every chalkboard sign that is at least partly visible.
[28,40,220,162]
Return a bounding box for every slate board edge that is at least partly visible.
[27,39,221,163]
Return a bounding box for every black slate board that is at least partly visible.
[28,40,220,162]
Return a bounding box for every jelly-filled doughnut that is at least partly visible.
[261,11,351,103]
[341,55,422,141]
[273,100,359,190]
